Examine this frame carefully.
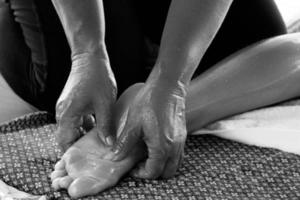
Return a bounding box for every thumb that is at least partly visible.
[94,100,116,146]
[112,121,140,161]
[56,101,84,151]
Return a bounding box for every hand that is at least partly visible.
[56,53,117,151]
[113,78,187,179]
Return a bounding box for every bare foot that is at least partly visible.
[51,83,145,198]
[50,129,144,198]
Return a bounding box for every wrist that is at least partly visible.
[148,57,196,87]
[146,64,187,95]
[146,66,187,98]
[71,42,109,62]
[70,51,117,99]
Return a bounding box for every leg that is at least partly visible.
[12,0,72,112]
[0,0,71,112]
[186,33,300,132]
[0,73,37,123]
[195,0,287,74]
[0,1,37,122]
[51,33,300,198]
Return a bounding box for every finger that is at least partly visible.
[56,116,82,151]
[55,100,86,151]
[113,83,144,124]
[68,176,115,198]
[130,161,145,178]
[177,150,184,169]
[133,147,168,179]
[161,143,184,179]
[94,104,114,145]
[112,122,140,162]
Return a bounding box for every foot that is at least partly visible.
[50,129,144,198]
[51,83,146,198]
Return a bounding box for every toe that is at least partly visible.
[59,176,74,189]
[54,160,65,170]
[52,178,61,190]
[68,176,113,198]
[51,170,67,181]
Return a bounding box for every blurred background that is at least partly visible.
[275,0,300,32]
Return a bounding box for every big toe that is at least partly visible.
[68,176,115,198]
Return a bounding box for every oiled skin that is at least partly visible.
[51,84,145,198]
[186,33,300,131]
[112,0,234,179]
[51,130,144,198]
[52,0,235,180]
[52,0,117,151]
[51,33,300,198]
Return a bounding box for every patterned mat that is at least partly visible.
[0,112,299,199]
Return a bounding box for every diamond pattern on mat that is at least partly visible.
[0,112,299,200]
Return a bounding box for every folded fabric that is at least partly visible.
[0,112,299,199]
[193,100,300,155]
[0,179,45,200]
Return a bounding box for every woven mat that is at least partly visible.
[0,112,299,200]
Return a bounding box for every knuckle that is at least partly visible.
[168,129,187,143]
[55,127,79,145]
[56,96,71,111]
[55,98,84,123]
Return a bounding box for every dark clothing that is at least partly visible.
[0,0,286,113]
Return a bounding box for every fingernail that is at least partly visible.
[106,136,114,146]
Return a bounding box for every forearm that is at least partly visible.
[52,0,107,58]
[149,0,233,87]
[52,0,116,96]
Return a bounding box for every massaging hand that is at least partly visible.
[113,79,187,179]
[55,53,117,151]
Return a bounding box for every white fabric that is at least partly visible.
[0,74,37,124]
[192,101,300,155]
[0,180,45,200]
